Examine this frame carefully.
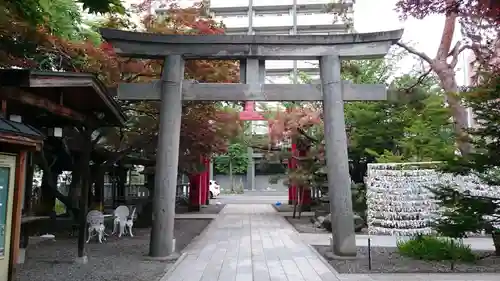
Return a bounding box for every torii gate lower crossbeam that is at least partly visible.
[101,28,403,259]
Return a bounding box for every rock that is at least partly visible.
[314,209,329,218]
[322,214,332,231]
[320,213,365,233]
[354,213,365,233]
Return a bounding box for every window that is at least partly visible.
[216,11,248,17]
[296,8,323,15]
[254,10,290,17]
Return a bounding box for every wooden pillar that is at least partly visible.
[20,153,34,256]
[76,129,92,263]
[9,151,27,278]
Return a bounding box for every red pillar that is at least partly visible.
[189,173,202,211]
[199,157,207,206]
[204,157,210,204]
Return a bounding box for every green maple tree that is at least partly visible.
[267,55,455,186]
[0,0,243,214]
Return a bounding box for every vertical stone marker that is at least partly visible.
[100,28,403,258]
[242,59,266,191]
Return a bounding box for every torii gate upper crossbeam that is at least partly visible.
[100,28,403,60]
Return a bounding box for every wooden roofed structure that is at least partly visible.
[0,69,128,273]
[0,69,126,127]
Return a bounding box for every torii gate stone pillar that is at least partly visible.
[100,28,403,258]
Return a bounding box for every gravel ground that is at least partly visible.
[313,245,500,273]
[15,219,212,281]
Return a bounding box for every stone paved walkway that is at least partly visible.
[163,204,500,281]
[165,204,339,281]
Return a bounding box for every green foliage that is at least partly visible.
[214,142,248,174]
[397,235,477,262]
[344,61,454,182]
[78,0,126,14]
[351,183,367,219]
[54,199,66,215]
[39,0,83,40]
[347,72,454,165]
[431,184,498,237]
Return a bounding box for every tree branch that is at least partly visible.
[404,68,433,92]
[397,42,434,65]
[297,128,320,144]
[449,41,463,69]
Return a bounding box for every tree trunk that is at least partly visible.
[68,167,81,208]
[116,168,127,204]
[37,171,58,216]
[292,187,299,218]
[434,63,473,155]
[492,231,500,256]
[36,152,80,218]
[77,129,92,258]
[397,7,473,156]
[298,186,305,219]
[92,165,105,211]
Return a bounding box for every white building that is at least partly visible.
[210,0,355,81]
[209,0,355,134]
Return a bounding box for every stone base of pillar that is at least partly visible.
[74,255,88,264]
[328,237,358,259]
[324,251,358,260]
[145,252,180,261]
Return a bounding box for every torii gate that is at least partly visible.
[100,28,403,259]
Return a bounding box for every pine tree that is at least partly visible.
[431,74,500,255]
